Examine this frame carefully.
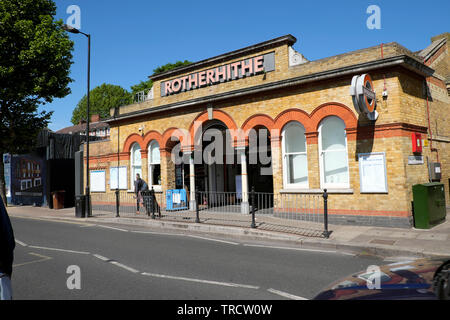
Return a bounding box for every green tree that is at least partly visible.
[152,60,192,75]
[130,79,153,97]
[130,60,192,97]
[71,83,132,125]
[0,0,74,205]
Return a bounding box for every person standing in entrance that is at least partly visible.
[134,174,148,214]
[0,197,15,300]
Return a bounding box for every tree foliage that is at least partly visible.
[153,60,192,75]
[71,61,193,125]
[130,60,192,97]
[130,79,153,97]
[71,83,132,125]
[0,0,74,204]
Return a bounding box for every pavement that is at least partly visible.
[6,204,450,260]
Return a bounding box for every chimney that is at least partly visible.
[91,114,100,123]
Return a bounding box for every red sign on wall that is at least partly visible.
[412,133,423,153]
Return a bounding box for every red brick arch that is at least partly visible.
[188,109,238,148]
[123,133,144,153]
[274,108,314,133]
[161,127,191,152]
[142,130,164,150]
[239,114,275,147]
[241,114,275,132]
[310,102,358,131]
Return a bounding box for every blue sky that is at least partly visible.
[43,0,450,131]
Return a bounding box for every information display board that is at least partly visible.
[90,170,106,192]
[110,166,128,190]
[359,152,388,193]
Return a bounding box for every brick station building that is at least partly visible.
[87,33,450,228]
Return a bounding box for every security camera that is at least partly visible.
[138,126,144,136]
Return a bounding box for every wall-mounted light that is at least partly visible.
[139,126,145,137]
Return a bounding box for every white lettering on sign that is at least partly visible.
[161,53,274,97]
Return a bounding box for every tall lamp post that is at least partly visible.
[63,24,92,217]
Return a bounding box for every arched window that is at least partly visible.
[282,122,308,188]
[131,143,142,190]
[148,141,161,188]
[319,116,350,189]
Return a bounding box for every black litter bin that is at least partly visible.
[76,195,86,218]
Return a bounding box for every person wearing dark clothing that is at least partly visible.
[134,174,149,214]
[0,197,15,300]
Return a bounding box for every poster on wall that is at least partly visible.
[110,167,128,190]
[359,152,388,193]
[10,154,45,206]
[3,154,11,198]
[90,170,106,192]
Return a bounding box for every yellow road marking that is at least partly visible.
[13,253,52,268]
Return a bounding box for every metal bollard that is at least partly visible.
[151,187,156,219]
[195,187,200,223]
[251,187,256,229]
[115,189,120,218]
[323,189,330,239]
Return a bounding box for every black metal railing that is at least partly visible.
[196,190,243,213]
[90,188,331,238]
[91,189,164,217]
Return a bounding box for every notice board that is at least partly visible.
[110,166,128,190]
[90,170,106,192]
[359,152,388,193]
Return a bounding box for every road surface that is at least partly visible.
[10,216,384,300]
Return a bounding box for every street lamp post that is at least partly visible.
[63,24,92,217]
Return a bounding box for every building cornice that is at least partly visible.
[107,55,435,124]
[149,34,297,81]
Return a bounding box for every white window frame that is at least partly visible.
[34,178,42,187]
[21,180,31,191]
[130,143,142,191]
[281,121,309,189]
[148,140,161,191]
[318,116,350,190]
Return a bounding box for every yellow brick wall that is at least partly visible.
[117,42,419,117]
[427,35,450,205]
[86,39,450,220]
[101,75,420,216]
